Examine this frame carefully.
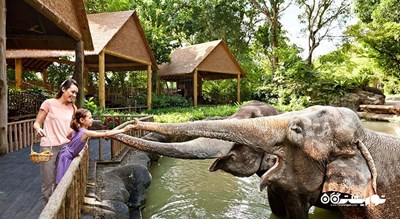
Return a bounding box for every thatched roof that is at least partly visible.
[84,10,157,71]
[6,10,157,72]
[158,40,245,81]
[6,50,74,71]
[6,0,93,50]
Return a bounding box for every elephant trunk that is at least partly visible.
[111,134,232,159]
[132,117,288,154]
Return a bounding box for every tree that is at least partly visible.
[349,0,400,79]
[251,0,293,72]
[296,0,352,66]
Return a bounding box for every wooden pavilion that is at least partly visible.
[158,40,245,106]
[1,0,94,155]
[6,10,157,110]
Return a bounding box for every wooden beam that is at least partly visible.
[86,62,143,69]
[237,74,241,103]
[15,58,22,88]
[147,65,152,110]
[193,69,198,107]
[197,68,239,75]
[0,0,8,155]
[103,49,150,65]
[98,51,105,108]
[36,57,75,66]
[6,34,75,42]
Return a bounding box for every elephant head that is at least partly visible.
[128,105,400,218]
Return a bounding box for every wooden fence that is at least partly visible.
[7,119,36,153]
[37,115,153,218]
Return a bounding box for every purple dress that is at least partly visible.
[56,128,87,184]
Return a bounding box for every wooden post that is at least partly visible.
[155,75,160,94]
[193,68,198,107]
[0,0,8,155]
[147,65,152,110]
[42,68,48,82]
[99,51,105,108]
[72,40,85,108]
[15,58,22,88]
[84,66,89,91]
[237,74,241,103]
[198,77,203,98]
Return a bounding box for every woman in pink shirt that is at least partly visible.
[33,79,78,206]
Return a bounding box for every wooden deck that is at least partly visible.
[0,139,112,219]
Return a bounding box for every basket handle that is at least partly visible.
[31,135,52,153]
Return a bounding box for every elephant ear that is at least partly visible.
[323,141,377,198]
[209,155,231,172]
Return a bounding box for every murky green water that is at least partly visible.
[141,121,399,219]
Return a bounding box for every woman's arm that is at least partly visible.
[34,109,47,137]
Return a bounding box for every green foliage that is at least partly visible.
[46,61,74,91]
[149,104,239,123]
[354,0,380,23]
[349,0,400,81]
[134,93,192,109]
[83,97,99,114]
[7,68,39,82]
[383,76,400,94]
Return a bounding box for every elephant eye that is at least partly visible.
[291,125,302,134]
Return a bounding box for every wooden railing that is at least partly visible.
[7,119,36,153]
[38,115,153,218]
[39,146,90,219]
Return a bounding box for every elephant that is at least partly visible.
[111,101,338,217]
[121,105,400,219]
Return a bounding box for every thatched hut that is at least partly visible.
[158,40,245,106]
[1,0,93,155]
[6,10,157,110]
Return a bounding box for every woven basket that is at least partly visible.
[30,136,53,163]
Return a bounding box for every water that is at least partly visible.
[141,121,399,219]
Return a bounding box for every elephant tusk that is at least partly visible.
[259,156,281,192]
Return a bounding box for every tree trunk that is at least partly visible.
[271,2,279,72]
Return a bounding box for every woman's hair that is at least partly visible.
[70,108,90,132]
[55,79,78,99]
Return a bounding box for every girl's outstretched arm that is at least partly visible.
[81,125,134,142]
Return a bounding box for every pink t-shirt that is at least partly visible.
[40,99,75,147]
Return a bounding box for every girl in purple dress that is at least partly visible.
[56,108,134,184]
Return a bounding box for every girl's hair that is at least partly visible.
[55,79,78,99]
[70,108,90,132]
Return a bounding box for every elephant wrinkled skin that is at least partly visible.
[125,105,400,219]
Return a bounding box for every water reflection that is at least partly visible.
[142,121,400,219]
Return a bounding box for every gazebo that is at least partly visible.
[6,10,157,110]
[158,40,245,106]
[1,0,94,154]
